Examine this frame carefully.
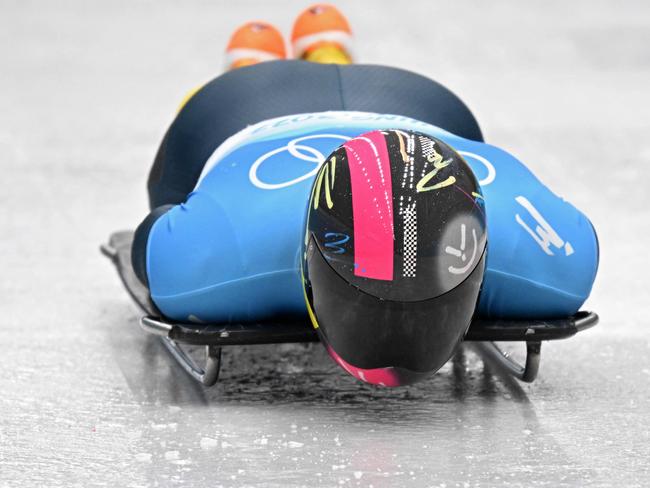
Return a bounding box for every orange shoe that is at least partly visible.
[291,4,353,64]
[225,21,287,70]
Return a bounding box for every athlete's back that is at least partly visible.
[145,61,484,209]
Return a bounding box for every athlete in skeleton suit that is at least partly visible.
[131,61,599,324]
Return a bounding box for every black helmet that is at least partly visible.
[302,129,487,386]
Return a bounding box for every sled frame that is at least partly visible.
[101,231,598,387]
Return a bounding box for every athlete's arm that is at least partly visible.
[131,205,174,288]
[442,134,599,318]
[131,189,242,323]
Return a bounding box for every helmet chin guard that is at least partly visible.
[302,129,487,386]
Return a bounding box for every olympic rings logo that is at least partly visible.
[249,134,351,190]
[457,151,496,186]
[248,134,497,190]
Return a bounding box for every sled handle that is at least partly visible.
[160,337,221,387]
[99,243,117,260]
[140,317,221,386]
[574,311,599,332]
[474,341,541,383]
[141,315,172,336]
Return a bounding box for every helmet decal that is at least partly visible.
[324,344,401,387]
[415,133,457,192]
[344,130,395,281]
[402,201,417,277]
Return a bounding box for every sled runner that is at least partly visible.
[101,231,598,387]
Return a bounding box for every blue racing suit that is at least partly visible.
[138,111,598,323]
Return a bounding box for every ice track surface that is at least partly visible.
[1,1,649,486]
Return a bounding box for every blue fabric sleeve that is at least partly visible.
[440,136,599,318]
[145,190,306,323]
[131,204,174,287]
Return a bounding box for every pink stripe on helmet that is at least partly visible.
[325,344,402,387]
[344,131,394,281]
